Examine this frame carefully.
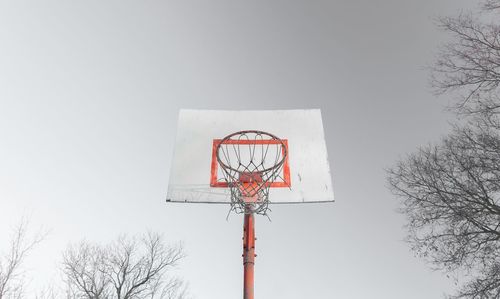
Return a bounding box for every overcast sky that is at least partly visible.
[0,1,477,298]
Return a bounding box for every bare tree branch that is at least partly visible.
[0,219,46,299]
[388,115,500,297]
[431,14,500,113]
[482,0,500,12]
[35,285,60,299]
[62,232,188,299]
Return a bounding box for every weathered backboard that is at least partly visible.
[167,109,334,204]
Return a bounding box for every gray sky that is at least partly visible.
[0,1,476,298]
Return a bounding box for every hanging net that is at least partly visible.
[216,130,288,215]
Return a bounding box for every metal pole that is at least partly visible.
[243,210,255,299]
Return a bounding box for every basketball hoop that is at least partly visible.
[167,110,335,299]
[215,130,288,215]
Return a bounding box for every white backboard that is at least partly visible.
[167,109,334,204]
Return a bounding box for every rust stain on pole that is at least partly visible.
[243,211,255,299]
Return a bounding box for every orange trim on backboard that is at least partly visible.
[210,140,219,187]
[210,139,291,188]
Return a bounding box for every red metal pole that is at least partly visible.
[243,210,255,299]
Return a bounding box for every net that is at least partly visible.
[216,130,288,215]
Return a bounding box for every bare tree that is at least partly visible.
[62,232,189,299]
[431,5,500,114]
[0,220,45,299]
[388,1,500,297]
[388,119,500,297]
